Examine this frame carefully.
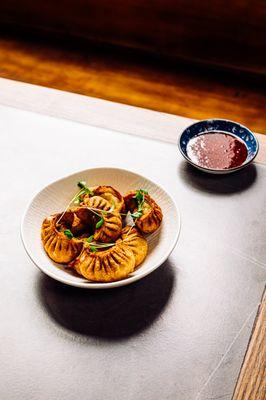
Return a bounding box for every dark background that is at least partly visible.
[0,0,265,133]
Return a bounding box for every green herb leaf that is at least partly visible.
[131,211,142,219]
[73,188,86,205]
[134,190,144,203]
[87,235,94,243]
[77,181,87,189]
[132,189,147,218]
[96,217,104,229]
[77,181,94,196]
[64,229,74,239]
[89,245,97,253]
[137,203,143,212]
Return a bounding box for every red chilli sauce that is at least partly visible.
[186,132,248,170]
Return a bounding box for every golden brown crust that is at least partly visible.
[93,211,122,243]
[121,226,148,267]
[70,241,135,282]
[91,185,125,213]
[124,191,163,234]
[41,213,83,264]
[74,201,122,243]
[82,195,111,211]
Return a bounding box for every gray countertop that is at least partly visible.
[0,105,265,400]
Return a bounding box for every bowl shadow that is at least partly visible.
[178,162,257,195]
[36,260,176,340]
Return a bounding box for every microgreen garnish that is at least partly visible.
[89,245,98,253]
[72,181,94,205]
[96,217,104,229]
[86,240,116,252]
[75,181,94,203]
[57,181,94,225]
[77,181,94,194]
[64,229,74,239]
[87,235,94,243]
[131,189,148,219]
[73,194,84,205]
[134,189,148,202]
[131,211,142,219]
[77,181,86,189]
[134,190,143,203]
[140,189,148,194]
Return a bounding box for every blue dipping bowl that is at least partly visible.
[178,119,259,174]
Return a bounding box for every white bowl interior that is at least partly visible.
[21,168,180,288]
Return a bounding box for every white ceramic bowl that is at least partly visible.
[21,167,181,289]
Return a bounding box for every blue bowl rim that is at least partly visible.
[178,118,259,173]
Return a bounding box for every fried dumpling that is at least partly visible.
[91,186,125,213]
[93,211,122,243]
[121,226,148,267]
[41,213,83,264]
[124,191,163,234]
[75,202,122,243]
[82,196,123,242]
[70,241,135,282]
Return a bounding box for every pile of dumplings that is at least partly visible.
[41,185,163,282]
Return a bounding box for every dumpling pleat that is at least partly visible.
[121,226,148,267]
[70,242,135,282]
[41,215,83,264]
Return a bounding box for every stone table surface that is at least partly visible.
[0,102,265,400]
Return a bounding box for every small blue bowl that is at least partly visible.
[178,119,259,174]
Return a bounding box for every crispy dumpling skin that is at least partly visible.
[124,191,163,234]
[75,201,122,243]
[79,195,123,242]
[91,186,125,213]
[41,213,83,264]
[94,211,122,243]
[121,226,148,267]
[82,195,111,211]
[70,242,135,282]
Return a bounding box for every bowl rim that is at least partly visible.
[177,118,259,173]
[20,166,181,289]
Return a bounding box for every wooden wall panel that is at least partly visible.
[0,0,265,74]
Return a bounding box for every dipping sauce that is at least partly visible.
[186,132,248,170]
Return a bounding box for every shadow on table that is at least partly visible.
[178,162,257,195]
[37,260,176,340]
